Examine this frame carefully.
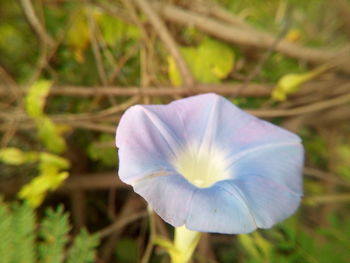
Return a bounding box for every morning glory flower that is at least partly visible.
[116,93,303,234]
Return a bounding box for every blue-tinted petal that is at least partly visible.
[185,184,257,234]
[165,93,300,155]
[231,143,303,196]
[228,143,304,228]
[133,173,196,226]
[226,176,301,229]
[116,105,184,184]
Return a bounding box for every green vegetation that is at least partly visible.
[1,0,350,262]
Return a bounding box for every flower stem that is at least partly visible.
[170,226,201,263]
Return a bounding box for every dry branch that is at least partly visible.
[133,0,195,87]
[155,3,350,72]
[0,84,272,97]
[247,92,350,117]
[19,0,54,46]
[0,172,127,196]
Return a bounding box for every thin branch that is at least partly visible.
[0,83,272,97]
[334,0,350,37]
[247,92,350,117]
[189,0,254,31]
[133,0,195,87]
[18,0,54,46]
[304,193,350,204]
[97,211,147,238]
[0,172,128,196]
[155,3,350,72]
[87,13,109,86]
[52,96,140,121]
[304,167,350,187]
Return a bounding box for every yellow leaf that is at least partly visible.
[168,55,183,86]
[285,29,301,42]
[0,148,39,165]
[25,80,52,118]
[66,9,90,63]
[18,170,69,208]
[0,147,26,165]
[167,38,235,85]
[55,124,72,135]
[252,232,272,260]
[272,64,330,101]
[238,234,260,260]
[37,117,67,153]
[40,152,70,170]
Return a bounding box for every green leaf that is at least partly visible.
[168,38,234,85]
[0,200,13,263]
[196,38,234,80]
[38,206,70,263]
[37,117,67,154]
[66,229,99,263]
[0,147,26,165]
[11,202,36,263]
[66,9,90,63]
[18,171,69,207]
[18,153,70,207]
[87,134,116,166]
[98,14,139,46]
[238,234,260,261]
[25,79,52,118]
[0,148,39,165]
[272,64,329,101]
[39,152,70,170]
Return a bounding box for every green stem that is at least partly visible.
[170,226,201,263]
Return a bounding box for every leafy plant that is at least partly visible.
[0,200,99,263]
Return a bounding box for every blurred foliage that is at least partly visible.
[272,65,330,101]
[0,0,350,262]
[0,200,99,263]
[168,38,234,85]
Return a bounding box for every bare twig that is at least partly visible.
[108,43,140,83]
[155,3,350,72]
[0,172,127,196]
[133,0,195,87]
[97,211,147,238]
[0,66,22,106]
[304,193,350,204]
[247,92,350,117]
[0,83,272,97]
[18,0,54,46]
[304,167,350,187]
[100,196,145,261]
[87,13,109,86]
[140,207,156,263]
[334,0,350,37]
[189,0,254,31]
[60,121,117,133]
[53,96,140,121]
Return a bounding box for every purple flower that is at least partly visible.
[116,93,303,234]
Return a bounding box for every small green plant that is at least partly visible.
[0,199,99,263]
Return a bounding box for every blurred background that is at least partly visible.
[1,0,350,262]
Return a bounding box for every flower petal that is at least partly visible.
[185,184,257,234]
[133,173,196,226]
[229,143,304,228]
[227,175,301,229]
[232,143,303,197]
[116,105,184,184]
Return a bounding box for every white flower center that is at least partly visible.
[173,144,230,188]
